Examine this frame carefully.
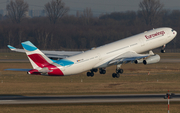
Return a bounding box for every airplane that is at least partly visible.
[6,27,177,78]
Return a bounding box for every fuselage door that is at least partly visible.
[97,53,102,60]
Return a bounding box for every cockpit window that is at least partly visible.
[172,29,174,32]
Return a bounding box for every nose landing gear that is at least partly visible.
[161,45,166,53]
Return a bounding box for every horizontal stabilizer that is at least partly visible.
[5,69,32,72]
[7,45,25,53]
[8,45,16,50]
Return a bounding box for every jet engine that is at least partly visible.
[143,54,160,65]
[134,59,143,64]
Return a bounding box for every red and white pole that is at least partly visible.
[168,90,170,113]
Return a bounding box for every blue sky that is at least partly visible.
[0,0,180,15]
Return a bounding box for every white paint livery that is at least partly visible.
[62,27,177,76]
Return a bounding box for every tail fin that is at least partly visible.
[21,41,53,69]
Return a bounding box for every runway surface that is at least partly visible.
[1,59,180,63]
[0,94,180,104]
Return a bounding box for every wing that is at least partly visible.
[108,51,150,65]
[42,51,82,59]
[8,45,83,59]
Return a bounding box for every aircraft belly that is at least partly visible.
[63,58,99,75]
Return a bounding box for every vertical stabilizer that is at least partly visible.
[21,41,53,69]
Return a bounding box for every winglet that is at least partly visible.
[7,45,16,50]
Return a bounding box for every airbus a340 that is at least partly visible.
[6,27,177,78]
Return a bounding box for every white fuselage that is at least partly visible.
[59,27,177,75]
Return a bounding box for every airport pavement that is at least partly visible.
[0,94,180,104]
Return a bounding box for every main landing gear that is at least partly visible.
[99,68,106,74]
[87,68,106,77]
[112,64,123,78]
[87,69,98,77]
[161,45,166,53]
[86,66,124,78]
[87,71,94,77]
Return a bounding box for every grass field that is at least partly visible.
[0,52,180,113]
[1,62,180,95]
[0,53,180,95]
[0,52,27,59]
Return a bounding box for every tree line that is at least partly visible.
[0,0,179,51]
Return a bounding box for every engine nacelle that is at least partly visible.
[135,59,143,64]
[143,54,160,65]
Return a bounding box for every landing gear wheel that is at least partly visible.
[116,73,120,78]
[91,69,98,73]
[100,69,106,74]
[87,72,94,77]
[112,73,117,78]
[120,69,123,74]
[87,72,91,77]
[93,69,98,73]
[161,49,165,53]
[90,72,94,77]
[161,45,166,53]
[102,70,106,74]
[112,73,120,78]
[116,69,123,74]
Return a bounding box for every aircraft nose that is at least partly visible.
[174,30,177,36]
[171,29,177,37]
